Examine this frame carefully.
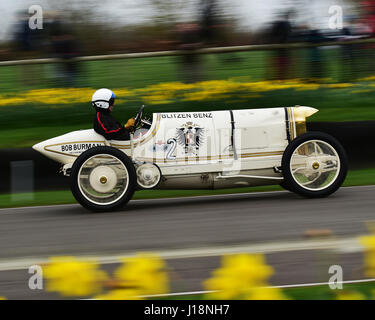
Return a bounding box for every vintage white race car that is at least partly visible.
[33,105,348,212]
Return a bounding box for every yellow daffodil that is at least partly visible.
[246,287,287,300]
[322,83,355,89]
[113,253,169,296]
[95,289,142,300]
[336,291,365,300]
[350,89,375,94]
[357,75,375,81]
[0,77,370,107]
[359,235,375,277]
[43,256,108,297]
[204,253,286,300]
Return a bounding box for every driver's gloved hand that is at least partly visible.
[124,118,135,130]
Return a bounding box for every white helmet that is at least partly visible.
[92,88,116,109]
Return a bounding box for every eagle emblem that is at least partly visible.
[176,122,204,156]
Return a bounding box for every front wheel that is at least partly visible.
[70,146,137,212]
[281,132,348,198]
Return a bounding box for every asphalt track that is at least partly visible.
[0,185,374,299]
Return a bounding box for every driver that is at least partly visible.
[92,88,135,141]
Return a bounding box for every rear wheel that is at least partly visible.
[281,132,348,198]
[70,146,136,212]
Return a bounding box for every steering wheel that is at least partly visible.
[134,105,145,129]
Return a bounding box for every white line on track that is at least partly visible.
[1,184,374,213]
[142,278,375,298]
[86,278,375,299]
[0,236,364,272]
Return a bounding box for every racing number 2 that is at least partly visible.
[166,138,177,160]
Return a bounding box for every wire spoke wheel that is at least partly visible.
[281,132,348,198]
[290,140,340,191]
[78,154,129,205]
[70,146,136,212]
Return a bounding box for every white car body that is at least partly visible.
[33,106,318,189]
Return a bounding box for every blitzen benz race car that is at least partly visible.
[33,105,348,212]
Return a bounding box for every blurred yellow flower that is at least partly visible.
[350,89,375,94]
[358,75,375,81]
[0,76,370,107]
[336,291,365,300]
[43,256,108,297]
[113,88,134,97]
[143,94,173,105]
[144,82,196,92]
[204,253,287,300]
[0,296,7,300]
[246,287,287,300]
[359,235,375,277]
[95,289,142,300]
[295,83,320,91]
[113,253,169,296]
[322,83,355,89]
